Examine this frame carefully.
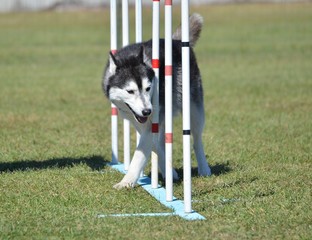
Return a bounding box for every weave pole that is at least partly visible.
[151,0,160,189]
[110,0,118,164]
[135,0,142,44]
[135,0,142,148]
[135,0,144,177]
[181,0,192,213]
[122,0,131,171]
[164,0,173,202]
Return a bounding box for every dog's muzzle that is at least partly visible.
[125,104,151,124]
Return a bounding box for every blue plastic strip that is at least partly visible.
[105,163,206,221]
[97,212,175,218]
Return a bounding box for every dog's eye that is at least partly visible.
[146,87,151,92]
[127,90,135,94]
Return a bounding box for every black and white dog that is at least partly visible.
[102,14,211,189]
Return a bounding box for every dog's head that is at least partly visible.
[103,46,154,124]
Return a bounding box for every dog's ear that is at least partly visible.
[109,51,118,74]
[139,45,152,68]
[138,46,144,63]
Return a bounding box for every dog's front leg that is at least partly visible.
[113,131,152,189]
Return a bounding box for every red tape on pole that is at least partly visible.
[152,59,160,68]
[165,133,173,143]
[165,65,172,76]
[111,107,118,116]
[152,123,159,133]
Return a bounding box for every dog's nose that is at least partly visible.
[142,109,152,116]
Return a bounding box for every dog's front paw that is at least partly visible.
[113,181,136,190]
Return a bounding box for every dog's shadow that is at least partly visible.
[0,155,109,173]
[178,161,231,180]
[210,162,232,176]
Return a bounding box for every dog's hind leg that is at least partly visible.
[191,102,212,176]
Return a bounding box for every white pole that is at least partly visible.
[135,0,142,146]
[122,0,131,171]
[135,0,142,43]
[165,0,173,202]
[135,0,144,177]
[151,0,160,189]
[181,0,192,213]
[110,0,118,164]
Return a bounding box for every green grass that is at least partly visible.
[0,3,311,239]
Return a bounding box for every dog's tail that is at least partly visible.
[172,13,203,47]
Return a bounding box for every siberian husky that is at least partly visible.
[102,13,211,189]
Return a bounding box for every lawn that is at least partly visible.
[0,3,311,239]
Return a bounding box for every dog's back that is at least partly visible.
[143,13,204,119]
